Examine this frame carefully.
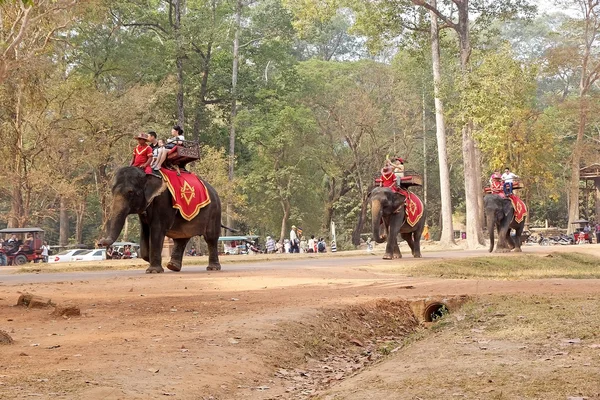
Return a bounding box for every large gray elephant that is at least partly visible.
[484,193,526,253]
[369,186,425,259]
[98,167,222,273]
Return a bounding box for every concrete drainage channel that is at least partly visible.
[409,295,470,323]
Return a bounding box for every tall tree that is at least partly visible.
[560,0,600,232]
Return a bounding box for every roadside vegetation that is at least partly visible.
[384,252,600,280]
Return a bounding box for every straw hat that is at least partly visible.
[134,132,149,141]
[291,225,296,229]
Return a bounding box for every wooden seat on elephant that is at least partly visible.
[167,140,200,166]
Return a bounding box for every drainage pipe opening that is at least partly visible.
[424,302,449,322]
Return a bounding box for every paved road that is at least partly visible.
[1,244,598,285]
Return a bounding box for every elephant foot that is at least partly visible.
[166,262,182,272]
[145,265,164,274]
[206,263,221,271]
[513,247,522,253]
[494,248,511,253]
[383,253,393,260]
[393,253,402,259]
[413,253,422,258]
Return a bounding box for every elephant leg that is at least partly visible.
[139,219,150,262]
[512,221,524,252]
[146,225,166,274]
[506,230,515,250]
[495,224,511,253]
[393,242,402,259]
[401,232,414,256]
[386,217,403,260]
[205,236,222,270]
[167,238,190,272]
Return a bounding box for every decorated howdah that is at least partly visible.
[159,168,211,221]
[376,166,423,188]
[167,140,200,166]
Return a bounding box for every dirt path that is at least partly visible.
[1,246,600,399]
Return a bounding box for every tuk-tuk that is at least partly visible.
[571,220,593,244]
[0,227,45,265]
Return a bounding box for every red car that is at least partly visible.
[0,227,45,265]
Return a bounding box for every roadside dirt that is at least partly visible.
[1,247,600,399]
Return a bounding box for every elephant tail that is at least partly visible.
[221,224,239,233]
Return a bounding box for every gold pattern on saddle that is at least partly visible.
[180,181,196,205]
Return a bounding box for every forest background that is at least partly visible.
[1,0,599,250]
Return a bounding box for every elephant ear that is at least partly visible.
[144,176,168,206]
[502,198,513,217]
[390,191,405,212]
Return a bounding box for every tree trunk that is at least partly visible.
[174,0,185,127]
[59,196,69,247]
[227,0,242,229]
[279,199,290,243]
[192,43,213,142]
[352,196,368,246]
[429,2,455,245]
[567,101,587,233]
[75,199,85,245]
[457,0,484,248]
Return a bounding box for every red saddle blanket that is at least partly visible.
[396,189,424,227]
[159,168,211,221]
[508,194,527,224]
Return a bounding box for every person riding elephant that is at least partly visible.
[98,166,222,273]
[484,193,526,252]
[369,186,425,259]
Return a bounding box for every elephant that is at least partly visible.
[484,194,525,253]
[369,186,426,259]
[98,166,222,273]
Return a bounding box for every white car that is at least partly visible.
[73,249,106,262]
[49,249,90,263]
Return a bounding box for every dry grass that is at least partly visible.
[275,299,421,365]
[320,294,600,400]
[386,252,600,279]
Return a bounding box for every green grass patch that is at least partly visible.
[397,252,600,279]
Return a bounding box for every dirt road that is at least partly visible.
[1,245,599,399]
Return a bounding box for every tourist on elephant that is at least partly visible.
[489,169,502,184]
[501,167,519,196]
[130,133,153,169]
[385,155,405,187]
[154,125,185,171]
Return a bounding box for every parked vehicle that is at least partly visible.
[49,249,90,263]
[111,242,139,259]
[0,227,45,265]
[73,249,106,262]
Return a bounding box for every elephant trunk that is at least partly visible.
[98,195,129,247]
[371,200,386,244]
[487,211,495,253]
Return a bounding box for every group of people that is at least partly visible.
[106,245,133,260]
[385,155,405,187]
[489,167,519,196]
[131,125,186,177]
[261,227,328,254]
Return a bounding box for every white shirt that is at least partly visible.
[307,238,314,249]
[41,245,49,257]
[290,229,298,242]
[501,172,518,183]
[167,135,185,144]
